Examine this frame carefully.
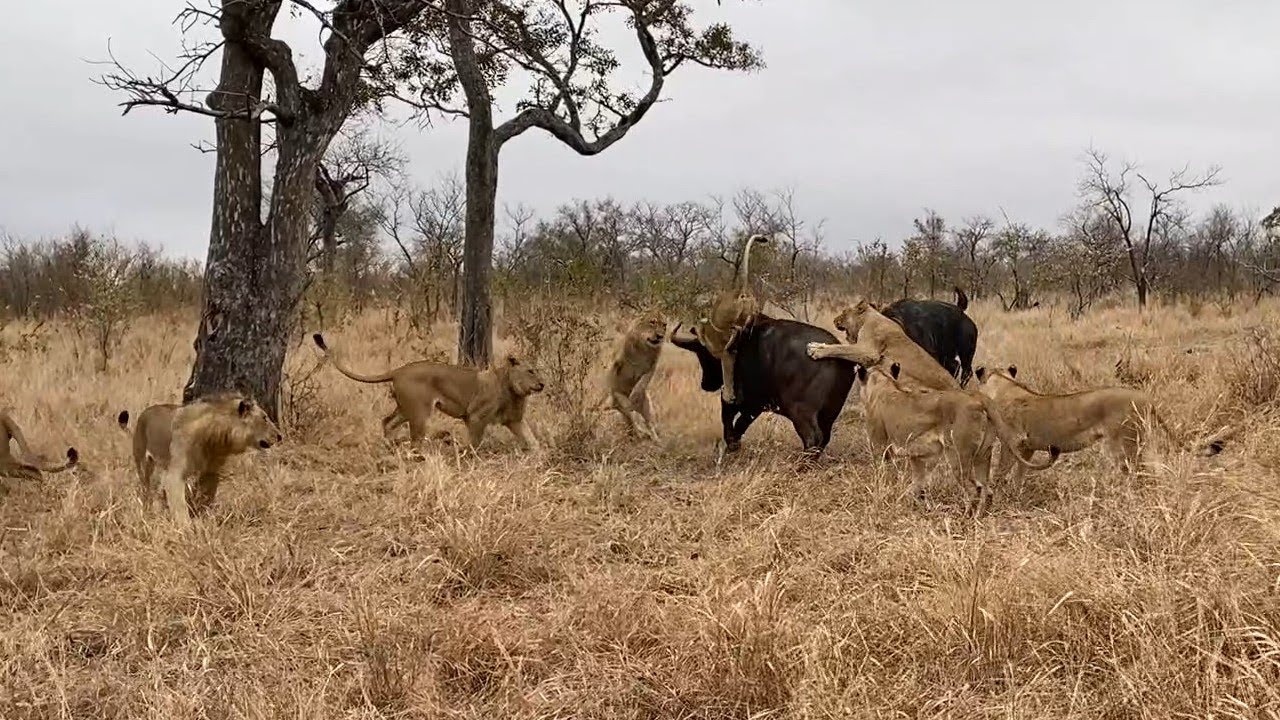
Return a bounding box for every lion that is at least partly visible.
[973,365,1224,483]
[695,233,771,404]
[313,334,545,452]
[0,410,78,482]
[118,392,282,524]
[601,314,666,440]
[806,298,960,390]
[857,363,1060,518]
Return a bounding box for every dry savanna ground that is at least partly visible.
[3,298,1280,719]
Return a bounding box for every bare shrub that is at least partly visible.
[69,237,139,372]
[280,352,329,435]
[0,320,48,364]
[505,293,607,457]
[1224,327,1280,409]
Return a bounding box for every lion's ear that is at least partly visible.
[855,365,868,383]
[853,297,869,312]
[975,366,987,382]
[890,363,901,380]
[507,355,520,367]
[1007,365,1018,378]
[237,399,252,417]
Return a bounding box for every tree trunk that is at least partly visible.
[183,37,327,418]
[184,138,321,419]
[458,132,499,366]
[317,204,341,275]
[1124,245,1147,308]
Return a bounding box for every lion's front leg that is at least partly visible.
[508,419,541,452]
[806,341,881,366]
[160,450,192,526]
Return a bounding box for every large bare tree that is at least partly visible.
[1078,148,1221,308]
[426,0,763,365]
[101,0,456,418]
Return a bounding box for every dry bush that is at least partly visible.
[69,239,139,372]
[504,293,609,459]
[1224,327,1280,409]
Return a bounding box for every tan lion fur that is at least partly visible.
[602,314,667,439]
[695,233,770,404]
[806,298,960,390]
[119,392,282,524]
[974,365,1223,483]
[858,363,1059,518]
[0,409,78,482]
[313,334,545,452]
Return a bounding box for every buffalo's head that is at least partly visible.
[669,322,723,392]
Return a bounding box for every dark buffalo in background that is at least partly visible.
[670,316,856,454]
[879,287,978,386]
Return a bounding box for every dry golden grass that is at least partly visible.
[3,299,1280,719]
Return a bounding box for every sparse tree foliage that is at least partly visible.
[1077,148,1222,308]
[424,0,763,366]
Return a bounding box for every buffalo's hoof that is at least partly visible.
[724,439,742,453]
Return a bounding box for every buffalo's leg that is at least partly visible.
[958,344,976,388]
[790,413,825,457]
[722,401,760,453]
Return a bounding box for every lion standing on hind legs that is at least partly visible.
[118,392,282,525]
[696,233,771,404]
[0,409,78,483]
[602,314,667,440]
[806,297,960,391]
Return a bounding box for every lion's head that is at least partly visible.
[503,356,546,396]
[201,393,283,451]
[631,315,667,347]
[833,297,874,343]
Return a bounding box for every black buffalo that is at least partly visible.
[879,287,978,386]
[670,316,856,454]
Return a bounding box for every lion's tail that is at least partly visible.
[34,447,79,475]
[738,233,771,295]
[1,410,35,458]
[976,394,1061,470]
[312,333,395,384]
[1151,409,1228,457]
[954,286,969,312]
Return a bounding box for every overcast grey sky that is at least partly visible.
[1,1,1276,259]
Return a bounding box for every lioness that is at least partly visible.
[806,298,960,390]
[602,314,666,439]
[696,233,770,404]
[119,392,282,524]
[313,334,545,451]
[858,363,1060,518]
[974,365,1223,482]
[0,410,78,482]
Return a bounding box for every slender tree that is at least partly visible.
[427,0,762,365]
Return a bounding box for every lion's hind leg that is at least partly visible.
[138,453,158,511]
[381,407,407,440]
